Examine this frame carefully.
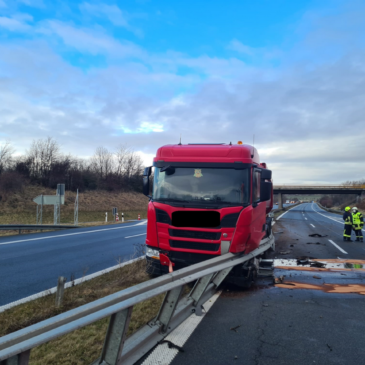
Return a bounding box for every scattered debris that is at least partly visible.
[313,275,322,279]
[290,244,294,247]
[160,340,185,352]
[279,251,291,255]
[230,325,241,332]
[297,258,310,265]
[275,275,285,284]
[309,233,328,237]
[310,261,326,268]
[262,303,269,307]
[234,356,238,360]
[327,344,333,352]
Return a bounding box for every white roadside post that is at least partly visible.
[105,212,108,222]
[122,212,124,223]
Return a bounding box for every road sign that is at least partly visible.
[33,195,62,205]
[112,207,118,215]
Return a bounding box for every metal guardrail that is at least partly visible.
[0,224,78,233]
[0,234,274,365]
[274,185,365,189]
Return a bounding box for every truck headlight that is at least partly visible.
[146,248,160,260]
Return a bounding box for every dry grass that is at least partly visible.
[0,185,148,236]
[0,257,167,365]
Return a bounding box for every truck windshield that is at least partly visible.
[153,167,249,206]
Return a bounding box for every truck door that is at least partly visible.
[251,168,266,245]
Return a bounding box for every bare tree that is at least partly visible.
[0,141,14,174]
[27,137,60,180]
[123,150,143,179]
[90,146,114,179]
[115,145,129,177]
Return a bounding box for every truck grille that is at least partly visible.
[169,229,221,240]
[170,240,220,252]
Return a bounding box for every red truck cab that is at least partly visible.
[143,143,273,277]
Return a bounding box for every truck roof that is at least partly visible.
[154,143,260,164]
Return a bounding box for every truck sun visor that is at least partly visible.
[155,208,171,224]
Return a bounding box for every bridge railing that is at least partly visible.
[274,185,365,189]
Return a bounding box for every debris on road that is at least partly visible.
[230,325,241,332]
[313,275,322,279]
[310,261,326,268]
[309,233,328,237]
[297,258,310,265]
[262,303,269,307]
[275,275,285,284]
[279,251,291,255]
[327,344,333,352]
[160,340,185,352]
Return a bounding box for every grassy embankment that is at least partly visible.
[0,257,168,365]
[0,185,149,236]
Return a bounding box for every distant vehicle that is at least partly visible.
[143,142,275,287]
[286,200,290,204]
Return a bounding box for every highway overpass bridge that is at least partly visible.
[273,185,365,209]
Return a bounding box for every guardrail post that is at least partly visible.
[154,285,184,333]
[212,268,233,287]
[55,276,66,307]
[97,307,133,365]
[1,350,30,365]
[189,273,215,309]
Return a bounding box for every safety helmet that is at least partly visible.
[352,207,358,211]
[345,207,351,211]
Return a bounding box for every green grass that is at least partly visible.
[0,257,167,365]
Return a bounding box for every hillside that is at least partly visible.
[0,185,149,225]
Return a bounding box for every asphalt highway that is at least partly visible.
[0,220,147,306]
[169,203,365,365]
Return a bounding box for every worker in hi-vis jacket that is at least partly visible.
[343,207,353,241]
[352,207,364,242]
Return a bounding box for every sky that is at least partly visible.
[0,0,365,184]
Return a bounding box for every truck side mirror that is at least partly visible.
[260,169,272,202]
[260,181,272,201]
[261,169,272,180]
[143,167,152,198]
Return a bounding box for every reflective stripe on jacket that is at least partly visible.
[352,212,363,225]
[343,212,353,225]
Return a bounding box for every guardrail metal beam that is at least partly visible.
[0,235,274,365]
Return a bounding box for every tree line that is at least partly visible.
[319,179,365,209]
[0,138,145,194]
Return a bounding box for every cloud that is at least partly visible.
[44,20,145,57]
[0,16,31,32]
[227,39,254,55]
[79,2,143,37]
[0,0,365,184]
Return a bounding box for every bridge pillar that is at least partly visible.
[278,193,283,210]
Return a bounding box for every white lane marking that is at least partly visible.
[125,233,146,238]
[310,224,315,228]
[311,203,344,224]
[142,291,221,365]
[0,257,143,313]
[0,222,147,246]
[277,211,289,220]
[328,239,348,254]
